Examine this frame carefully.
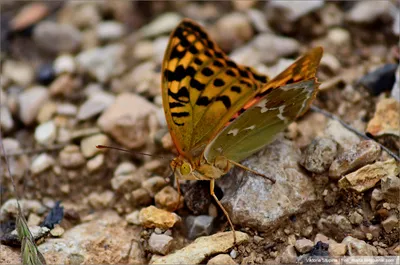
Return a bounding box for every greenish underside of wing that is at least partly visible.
[204,79,317,163]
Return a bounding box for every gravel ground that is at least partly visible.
[0,1,399,264]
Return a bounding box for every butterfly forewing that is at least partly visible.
[162,19,270,158]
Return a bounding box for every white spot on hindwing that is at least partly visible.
[277,105,286,121]
[256,99,269,113]
[228,128,239,136]
[245,125,256,131]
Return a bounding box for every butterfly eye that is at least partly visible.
[180,162,192,175]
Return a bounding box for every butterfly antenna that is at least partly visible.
[96,145,169,160]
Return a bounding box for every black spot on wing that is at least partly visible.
[286,78,294,84]
[226,69,236,77]
[170,46,186,60]
[230,86,241,93]
[216,95,231,109]
[171,112,190,117]
[201,67,214,76]
[169,102,184,108]
[196,96,213,106]
[194,58,203,65]
[164,66,196,82]
[190,78,206,91]
[239,69,249,78]
[168,86,189,103]
[215,51,224,59]
[213,60,224,67]
[227,60,237,68]
[189,45,199,54]
[214,78,225,87]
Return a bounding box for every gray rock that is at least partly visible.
[96,21,126,41]
[33,21,82,53]
[381,175,400,204]
[218,138,316,232]
[30,153,55,174]
[54,54,76,74]
[88,191,115,209]
[0,105,14,132]
[34,120,57,145]
[139,13,182,38]
[301,137,338,174]
[59,145,86,168]
[381,215,398,233]
[324,120,360,148]
[148,233,173,255]
[342,236,378,256]
[278,245,297,264]
[3,60,34,87]
[1,138,29,178]
[329,140,381,178]
[346,1,392,24]
[77,91,115,121]
[295,239,314,254]
[57,103,78,117]
[317,214,352,241]
[186,215,214,240]
[268,0,324,22]
[97,93,158,148]
[349,211,363,225]
[0,199,46,219]
[76,44,125,83]
[18,86,49,125]
[142,176,167,197]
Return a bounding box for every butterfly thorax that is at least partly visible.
[171,155,231,181]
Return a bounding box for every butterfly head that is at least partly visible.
[170,156,197,180]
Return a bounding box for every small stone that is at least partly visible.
[346,1,391,23]
[359,64,397,96]
[148,233,174,255]
[111,164,141,193]
[253,235,263,243]
[342,236,378,256]
[302,226,313,237]
[184,181,213,215]
[80,134,109,158]
[366,97,400,137]
[314,233,335,245]
[300,137,338,174]
[88,190,115,209]
[59,145,86,168]
[36,64,55,85]
[320,53,341,74]
[49,74,77,97]
[371,188,383,202]
[77,92,115,121]
[327,28,351,47]
[54,54,76,74]
[328,243,347,256]
[349,211,363,225]
[30,153,55,174]
[18,86,49,125]
[278,245,297,264]
[71,3,101,28]
[155,186,183,211]
[186,215,214,240]
[3,60,34,87]
[10,2,49,31]
[0,199,45,218]
[131,188,152,207]
[339,159,399,193]
[34,121,57,145]
[381,215,398,233]
[86,154,104,173]
[96,21,125,41]
[57,103,77,117]
[329,140,381,178]
[152,232,248,264]
[126,210,141,225]
[324,120,360,148]
[381,175,400,203]
[230,249,238,259]
[295,238,314,254]
[139,206,181,229]
[27,213,42,226]
[50,224,65,237]
[97,93,158,148]
[139,12,182,38]
[0,106,14,132]
[207,254,236,265]
[133,40,154,61]
[76,44,125,83]
[33,21,82,53]
[142,176,167,197]
[268,0,324,22]
[37,102,57,123]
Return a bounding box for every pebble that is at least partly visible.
[230,249,238,259]
[328,242,347,256]
[339,159,399,193]
[30,153,55,175]
[77,91,115,121]
[57,103,78,117]
[18,86,49,125]
[49,74,77,97]
[111,167,141,193]
[54,54,76,75]
[349,211,363,225]
[381,215,398,233]
[155,186,183,211]
[96,21,125,41]
[34,120,57,145]
[27,213,42,226]
[327,27,351,47]
[139,206,181,229]
[139,12,182,38]
[300,137,338,174]
[268,0,324,22]
[320,53,341,74]
[346,1,391,23]
[329,140,381,178]
[246,9,271,33]
[148,233,174,255]
[97,93,158,148]
[359,64,397,96]
[86,154,104,173]
[186,215,214,240]
[3,60,34,87]
[381,175,400,203]
[88,190,115,209]
[184,181,212,215]
[342,236,378,256]
[133,40,154,61]
[59,145,86,168]
[80,134,109,158]
[0,105,14,132]
[151,232,248,264]
[366,97,400,137]
[295,238,314,254]
[324,120,360,148]
[278,245,297,264]
[36,64,56,85]
[50,225,65,237]
[71,3,101,29]
[0,199,45,218]
[141,176,167,197]
[10,2,49,31]
[33,21,82,53]
[126,210,141,225]
[76,44,125,83]
[207,254,236,265]
[131,188,152,207]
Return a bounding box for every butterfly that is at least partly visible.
[161,18,323,240]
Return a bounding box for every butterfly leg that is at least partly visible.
[228,160,276,183]
[210,179,237,244]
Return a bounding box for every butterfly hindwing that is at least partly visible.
[162,19,269,158]
[204,79,319,163]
